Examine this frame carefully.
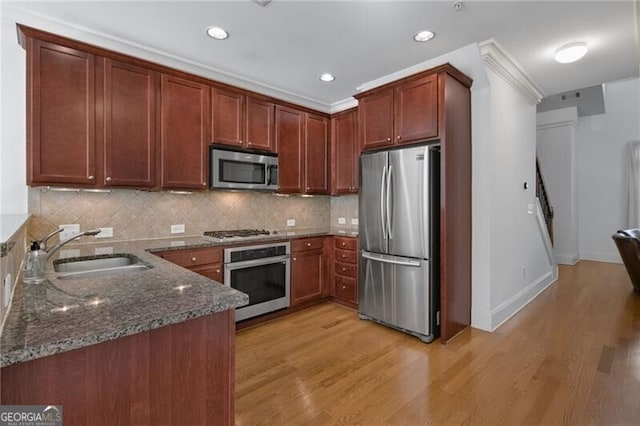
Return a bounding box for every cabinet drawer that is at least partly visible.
[158,247,222,268]
[335,249,357,264]
[334,237,357,251]
[335,275,357,304]
[334,261,357,278]
[291,237,325,252]
[191,264,223,283]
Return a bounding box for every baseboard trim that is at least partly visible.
[471,268,559,332]
[555,253,579,265]
[579,252,622,264]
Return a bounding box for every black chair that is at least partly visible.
[612,229,640,293]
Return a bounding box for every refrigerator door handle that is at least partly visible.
[380,165,387,239]
[362,251,422,267]
[386,165,393,239]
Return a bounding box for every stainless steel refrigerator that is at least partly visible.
[358,144,440,342]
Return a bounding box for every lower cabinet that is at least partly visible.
[155,247,223,283]
[290,237,327,306]
[332,236,358,307]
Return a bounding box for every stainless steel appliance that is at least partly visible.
[210,146,278,191]
[359,144,440,342]
[224,242,290,321]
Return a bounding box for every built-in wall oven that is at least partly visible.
[224,242,290,321]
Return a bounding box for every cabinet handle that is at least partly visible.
[386,137,391,142]
[248,141,252,145]
[341,254,346,259]
[342,286,346,290]
[397,135,401,140]
[191,257,197,262]
[216,269,220,273]
[307,242,312,247]
[202,182,207,186]
[293,257,297,261]
[341,267,346,272]
[239,140,243,144]
[106,176,112,182]
[341,242,346,247]
[88,175,95,180]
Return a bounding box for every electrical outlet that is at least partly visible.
[171,224,185,234]
[96,227,113,238]
[286,219,296,227]
[95,247,113,255]
[59,224,80,241]
[338,217,346,225]
[351,218,359,225]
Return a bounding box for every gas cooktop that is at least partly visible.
[203,229,272,242]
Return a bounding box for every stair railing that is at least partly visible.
[536,157,554,245]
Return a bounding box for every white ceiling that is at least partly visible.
[4,1,639,111]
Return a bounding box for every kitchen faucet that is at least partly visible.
[45,229,102,260]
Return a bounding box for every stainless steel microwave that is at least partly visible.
[210,146,278,191]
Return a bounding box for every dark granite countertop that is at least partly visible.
[0,227,357,367]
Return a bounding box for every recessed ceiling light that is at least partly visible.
[413,30,435,42]
[554,42,588,64]
[206,26,229,40]
[319,73,335,82]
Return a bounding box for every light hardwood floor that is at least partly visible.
[235,261,640,425]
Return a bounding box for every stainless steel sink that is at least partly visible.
[53,254,153,280]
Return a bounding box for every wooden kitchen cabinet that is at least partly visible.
[155,246,223,283]
[160,74,210,190]
[330,109,359,194]
[213,89,275,152]
[275,105,305,193]
[26,38,96,186]
[332,236,358,307]
[304,113,329,194]
[357,74,438,151]
[100,58,157,188]
[290,237,327,306]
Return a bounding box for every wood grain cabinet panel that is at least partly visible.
[212,88,244,147]
[27,39,96,185]
[358,89,394,151]
[291,248,325,306]
[160,75,210,189]
[245,97,275,151]
[275,106,305,193]
[395,74,438,144]
[330,109,358,194]
[331,236,358,307]
[304,113,329,194]
[156,247,223,283]
[101,59,156,188]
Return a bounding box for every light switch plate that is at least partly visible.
[171,224,185,234]
[286,219,296,227]
[59,224,80,241]
[96,227,113,238]
[338,217,346,225]
[351,218,359,225]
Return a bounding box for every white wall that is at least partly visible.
[471,68,556,331]
[536,107,579,264]
[577,78,640,262]
[0,12,27,215]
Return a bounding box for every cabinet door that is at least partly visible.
[358,89,393,151]
[275,106,304,193]
[212,88,244,147]
[191,265,223,283]
[160,75,210,189]
[101,59,156,188]
[291,249,325,306]
[304,113,329,194]
[335,274,358,305]
[28,39,96,185]
[330,110,358,194]
[245,97,275,152]
[395,74,438,144]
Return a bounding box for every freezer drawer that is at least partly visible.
[358,250,435,341]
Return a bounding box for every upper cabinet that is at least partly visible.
[27,39,96,186]
[212,88,275,152]
[357,74,438,151]
[304,113,329,194]
[275,106,304,193]
[330,109,358,194]
[100,58,156,188]
[160,75,210,190]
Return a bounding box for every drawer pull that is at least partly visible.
[216,269,220,273]
[191,257,197,262]
[341,267,346,272]
[341,242,346,247]
[342,286,346,290]
[293,257,297,261]
[307,242,312,247]
[341,254,346,259]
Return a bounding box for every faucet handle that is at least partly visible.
[84,229,102,236]
[39,228,63,250]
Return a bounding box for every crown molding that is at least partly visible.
[479,39,545,105]
[2,5,333,113]
[329,98,358,114]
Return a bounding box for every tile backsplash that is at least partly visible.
[330,195,359,227]
[28,188,333,241]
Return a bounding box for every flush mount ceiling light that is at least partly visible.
[554,41,588,64]
[319,73,335,82]
[413,30,435,42]
[206,26,229,40]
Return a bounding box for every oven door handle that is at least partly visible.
[224,255,290,270]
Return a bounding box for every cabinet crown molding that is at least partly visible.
[479,39,545,105]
